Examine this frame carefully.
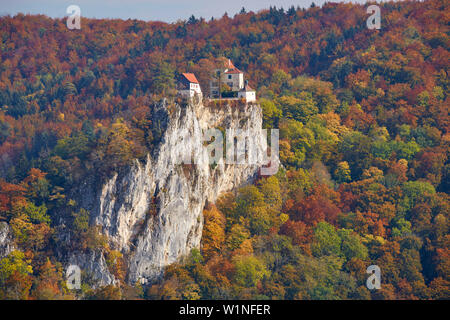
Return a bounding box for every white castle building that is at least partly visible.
[209,59,256,102]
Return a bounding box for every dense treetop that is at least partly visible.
[0,0,448,299]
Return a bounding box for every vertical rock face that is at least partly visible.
[84,100,271,284]
[0,222,14,259]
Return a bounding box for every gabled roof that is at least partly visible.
[181,73,199,84]
[222,58,243,74]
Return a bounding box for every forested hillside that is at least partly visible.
[0,0,448,299]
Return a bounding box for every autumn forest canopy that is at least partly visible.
[0,0,449,300]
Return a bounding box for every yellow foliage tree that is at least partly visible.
[201,205,226,260]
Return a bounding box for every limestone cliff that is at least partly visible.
[0,222,14,259]
[69,99,273,285]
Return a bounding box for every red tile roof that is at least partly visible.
[224,68,243,74]
[226,59,235,69]
[223,59,243,74]
[182,73,199,84]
